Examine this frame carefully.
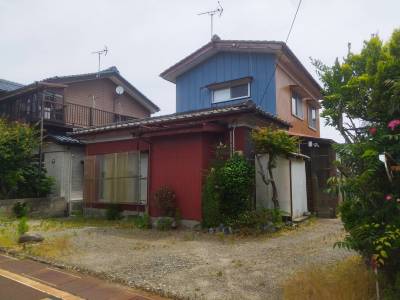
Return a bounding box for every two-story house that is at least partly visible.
[160,35,337,217]
[0,67,159,213]
[70,37,329,222]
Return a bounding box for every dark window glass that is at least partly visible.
[230,84,249,99]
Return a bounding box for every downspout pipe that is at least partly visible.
[229,122,237,157]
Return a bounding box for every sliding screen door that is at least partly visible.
[91,151,148,204]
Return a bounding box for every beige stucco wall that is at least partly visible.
[275,64,320,137]
[63,78,150,119]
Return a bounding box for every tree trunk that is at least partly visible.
[255,155,270,187]
[267,155,280,209]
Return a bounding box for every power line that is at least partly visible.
[259,0,303,108]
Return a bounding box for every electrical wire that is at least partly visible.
[259,0,303,108]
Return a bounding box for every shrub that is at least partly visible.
[13,202,29,218]
[17,217,29,235]
[14,164,55,198]
[202,148,254,228]
[0,119,54,199]
[227,209,282,230]
[202,167,221,228]
[105,203,123,220]
[155,186,176,217]
[218,153,254,218]
[156,217,173,231]
[133,213,152,229]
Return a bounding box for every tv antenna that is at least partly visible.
[92,46,108,75]
[198,1,223,39]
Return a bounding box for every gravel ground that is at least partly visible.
[38,218,354,300]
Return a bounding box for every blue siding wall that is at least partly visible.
[176,52,277,114]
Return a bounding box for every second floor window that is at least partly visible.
[212,83,250,103]
[291,92,303,118]
[308,106,317,129]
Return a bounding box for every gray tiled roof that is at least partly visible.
[70,100,291,136]
[47,134,83,145]
[0,79,24,92]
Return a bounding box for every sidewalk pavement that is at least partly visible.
[0,253,166,300]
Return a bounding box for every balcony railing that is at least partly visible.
[64,102,137,127]
[0,97,137,128]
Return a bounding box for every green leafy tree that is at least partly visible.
[312,30,400,143]
[251,127,298,209]
[315,29,400,298]
[0,119,53,199]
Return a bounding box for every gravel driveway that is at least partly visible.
[39,218,354,300]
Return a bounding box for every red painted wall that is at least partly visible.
[85,134,215,221]
[234,126,252,156]
[149,133,205,221]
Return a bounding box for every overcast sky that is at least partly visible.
[1,0,399,142]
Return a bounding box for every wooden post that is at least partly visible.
[89,107,93,126]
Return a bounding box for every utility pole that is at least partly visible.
[37,85,45,196]
[198,2,224,39]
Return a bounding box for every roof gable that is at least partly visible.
[46,66,160,114]
[160,36,321,92]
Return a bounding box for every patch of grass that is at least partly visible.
[282,256,376,300]
[0,228,17,248]
[0,217,18,248]
[25,236,71,259]
[33,217,136,232]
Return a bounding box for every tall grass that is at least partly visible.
[283,256,376,300]
[25,236,71,259]
[0,217,18,248]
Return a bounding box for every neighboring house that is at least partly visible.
[160,35,337,217]
[0,67,159,213]
[45,66,159,123]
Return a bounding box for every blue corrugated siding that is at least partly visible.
[176,52,277,114]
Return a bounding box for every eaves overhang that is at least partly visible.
[69,100,291,137]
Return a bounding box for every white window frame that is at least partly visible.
[212,82,250,103]
[291,92,303,119]
[308,105,317,130]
